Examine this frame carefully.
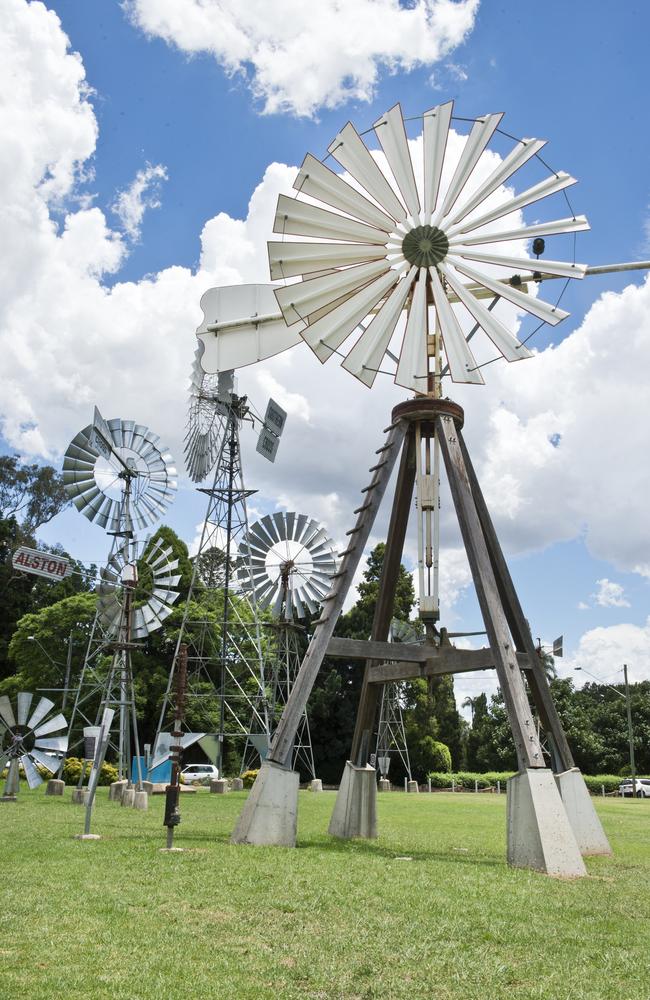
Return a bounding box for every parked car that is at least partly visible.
[619,778,650,798]
[181,764,219,784]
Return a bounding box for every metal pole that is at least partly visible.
[218,408,237,778]
[623,664,637,797]
[164,644,188,849]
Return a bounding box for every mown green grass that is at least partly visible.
[1,787,648,1000]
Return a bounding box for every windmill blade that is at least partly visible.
[395,270,428,392]
[29,747,61,773]
[437,262,532,362]
[373,103,421,220]
[293,153,396,231]
[34,713,69,737]
[442,137,547,229]
[448,257,569,325]
[0,750,10,772]
[33,736,69,754]
[434,113,503,224]
[451,246,587,280]
[274,194,389,245]
[16,692,33,726]
[449,215,590,248]
[423,101,453,221]
[272,511,289,541]
[0,695,16,728]
[268,240,387,280]
[275,258,391,327]
[429,268,484,384]
[342,266,416,387]
[261,513,282,545]
[328,121,407,223]
[446,174,579,238]
[27,697,55,731]
[300,268,401,363]
[21,754,43,789]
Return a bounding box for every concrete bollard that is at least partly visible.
[141,780,154,796]
[407,780,419,794]
[133,790,148,810]
[121,788,135,807]
[109,779,128,802]
[474,780,479,793]
[231,777,244,791]
[46,779,65,796]
[310,778,323,793]
[378,778,391,792]
[497,780,501,795]
[72,788,94,807]
[210,778,228,794]
[428,778,432,793]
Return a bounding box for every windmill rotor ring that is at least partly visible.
[97,537,182,639]
[0,693,69,789]
[237,512,337,620]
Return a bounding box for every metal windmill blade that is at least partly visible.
[184,345,232,482]
[268,101,588,392]
[96,537,182,639]
[237,512,337,621]
[0,694,69,793]
[63,408,177,533]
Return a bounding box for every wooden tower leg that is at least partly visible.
[231,420,407,847]
[458,431,611,857]
[436,412,586,876]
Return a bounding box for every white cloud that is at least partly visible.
[125,0,480,117]
[111,162,168,240]
[593,578,630,608]
[562,618,650,684]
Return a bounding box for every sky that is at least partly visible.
[3,0,650,713]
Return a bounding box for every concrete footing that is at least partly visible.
[133,790,149,810]
[231,777,244,791]
[210,778,228,794]
[328,762,377,840]
[141,780,154,796]
[310,778,323,793]
[507,769,586,877]
[407,780,419,794]
[71,787,87,805]
[0,795,17,803]
[74,833,101,841]
[46,779,65,796]
[109,779,128,802]
[378,778,391,792]
[231,760,300,847]
[555,767,612,856]
[121,788,135,807]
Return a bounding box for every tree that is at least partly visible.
[0,455,68,534]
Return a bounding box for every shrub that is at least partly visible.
[61,756,119,787]
[241,769,259,789]
[582,774,627,794]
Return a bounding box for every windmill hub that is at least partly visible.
[401,225,449,267]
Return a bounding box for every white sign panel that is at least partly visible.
[12,547,73,581]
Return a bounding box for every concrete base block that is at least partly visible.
[74,833,101,841]
[0,795,17,803]
[231,777,244,791]
[121,788,135,807]
[378,778,391,792]
[556,767,612,856]
[210,778,229,794]
[109,779,128,802]
[46,779,65,796]
[141,780,154,796]
[407,780,419,793]
[507,769,586,878]
[231,760,300,847]
[159,847,185,853]
[71,787,86,805]
[310,778,323,793]
[328,762,377,840]
[133,790,149,810]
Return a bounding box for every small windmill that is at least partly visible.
[0,694,69,801]
[221,101,640,873]
[237,512,337,778]
[62,407,179,819]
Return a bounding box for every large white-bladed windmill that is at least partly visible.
[198,101,648,874]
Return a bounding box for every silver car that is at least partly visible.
[619,778,650,798]
[181,764,219,784]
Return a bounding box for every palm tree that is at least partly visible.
[462,695,480,723]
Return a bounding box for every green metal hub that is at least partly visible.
[402,225,449,267]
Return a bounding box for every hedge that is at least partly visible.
[426,771,647,793]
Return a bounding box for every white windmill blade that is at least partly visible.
[451,246,587,280]
[428,268,484,385]
[21,754,43,789]
[274,194,389,245]
[373,104,421,221]
[0,695,16,729]
[395,272,429,392]
[29,748,62,772]
[294,154,396,231]
[275,258,392,328]
[27,697,55,731]
[342,266,417,386]
[268,240,388,280]
[328,121,407,223]
[448,257,569,325]
[34,713,69,737]
[446,174,579,238]
[33,736,68,753]
[300,268,403,364]
[422,102,454,221]
[449,215,590,248]
[437,262,532,362]
[433,113,503,225]
[16,692,33,726]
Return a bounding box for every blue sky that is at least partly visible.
[3,0,650,705]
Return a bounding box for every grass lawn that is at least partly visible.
[0,787,648,1000]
